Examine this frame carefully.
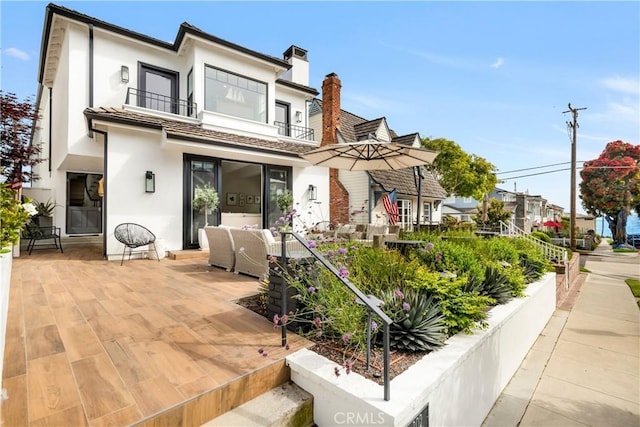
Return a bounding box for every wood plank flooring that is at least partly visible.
[2,245,312,426]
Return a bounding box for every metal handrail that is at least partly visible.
[125,87,197,118]
[274,121,315,141]
[278,231,392,401]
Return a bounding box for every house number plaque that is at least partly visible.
[407,403,428,427]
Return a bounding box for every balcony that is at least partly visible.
[125,88,197,118]
[274,121,315,141]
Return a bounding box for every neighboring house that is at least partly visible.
[308,74,447,231]
[442,187,567,232]
[28,3,328,259]
[441,195,480,223]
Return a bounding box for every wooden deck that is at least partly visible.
[1,244,312,426]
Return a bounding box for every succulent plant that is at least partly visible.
[387,290,447,352]
[481,266,513,304]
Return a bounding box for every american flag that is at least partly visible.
[382,189,399,225]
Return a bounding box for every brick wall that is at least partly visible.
[555,253,580,306]
[321,73,350,225]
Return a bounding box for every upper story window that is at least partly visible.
[205,66,267,123]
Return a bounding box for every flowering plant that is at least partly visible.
[1,184,37,250]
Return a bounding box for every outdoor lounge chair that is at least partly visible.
[114,223,159,265]
[204,226,235,271]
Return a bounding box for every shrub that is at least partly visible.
[530,231,551,243]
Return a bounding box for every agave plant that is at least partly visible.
[384,289,447,352]
[481,266,513,304]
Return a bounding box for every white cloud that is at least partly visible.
[3,47,29,61]
[599,75,640,96]
[490,57,505,69]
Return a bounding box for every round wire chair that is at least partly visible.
[114,223,159,265]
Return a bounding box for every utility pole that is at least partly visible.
[563,103,587,251]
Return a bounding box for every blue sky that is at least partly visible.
[1,1,638,214]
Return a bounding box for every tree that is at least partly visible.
[0,91,43,184]
[473,198,512,229]
[579,140,640,246]
[421,137,498,200]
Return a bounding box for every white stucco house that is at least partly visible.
[28,3,330,259]
[308,73,447,230]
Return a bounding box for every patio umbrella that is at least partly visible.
[301,141,438,171]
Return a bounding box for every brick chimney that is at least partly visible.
[321,73,350,224]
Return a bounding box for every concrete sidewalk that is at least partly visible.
[483,242,639,426]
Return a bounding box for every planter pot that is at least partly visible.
[36,216,53,228]
[1,247,14,387]
[198,228,209,251]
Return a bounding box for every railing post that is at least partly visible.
[280,231,287,347]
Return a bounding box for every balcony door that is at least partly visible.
[275,101,290,136]
[139,64,178,114]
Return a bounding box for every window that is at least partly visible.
[422,202,431,224]
[275,101,290,136]
[205,66,267,122]
[139,64,178,114]
[397,199,412,227]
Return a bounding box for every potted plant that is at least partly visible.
[192,184,220,250]
[34,199,57,228]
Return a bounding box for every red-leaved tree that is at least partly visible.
[0,91,43,184]
[579,140,640,246]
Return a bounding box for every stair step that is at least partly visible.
[201,381,313,427]
[167,249,209,260]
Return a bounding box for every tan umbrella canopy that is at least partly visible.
[301,141,438,171]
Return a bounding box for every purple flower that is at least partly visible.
[273,314,279,325]
[342,332,353,342]
[371,321,378,331]
[307,286,316,293]
[281,314,289,324]
[337,247,347,255]
[327,250,334,257]
[394,289,404,299]
[403,302,411,311]
[308,240,317,248]
[426,242,434,250]
[435,253,443,263]
[338,266,349,278]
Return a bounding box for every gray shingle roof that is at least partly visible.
[83,107,317,157]
[353,118,385,140]
[369,169,447,199]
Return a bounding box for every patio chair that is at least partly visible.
[23,225,63,255]
[114,223,159,265]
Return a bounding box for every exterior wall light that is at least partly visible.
[145,171,155,193]
[308,184,317,200]
[295,110,302,123]
[121,65,129,83]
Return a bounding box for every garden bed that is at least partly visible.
[286,273,556,427]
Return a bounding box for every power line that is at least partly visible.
[498,161,579,175]
[499,164,637,180]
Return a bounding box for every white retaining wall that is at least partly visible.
[287,273,556,427]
